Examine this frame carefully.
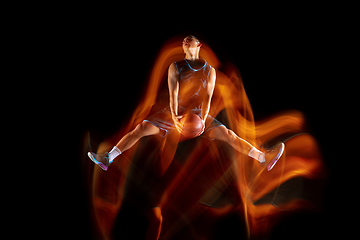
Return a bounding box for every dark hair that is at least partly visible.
[184,35,200,44]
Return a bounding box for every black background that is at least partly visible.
[48,5,351,240]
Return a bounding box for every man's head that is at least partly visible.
[182,35,202,54]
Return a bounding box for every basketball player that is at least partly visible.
[88,35,285,240]
[88,35,284,172]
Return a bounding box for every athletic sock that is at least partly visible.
[248,147,265,163]
[108,146,122,163]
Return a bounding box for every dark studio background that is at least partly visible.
[52,6,349,240]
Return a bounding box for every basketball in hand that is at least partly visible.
[180,113,204,140]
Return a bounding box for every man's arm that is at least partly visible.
[168,63,183,133]
[201,67,216,124]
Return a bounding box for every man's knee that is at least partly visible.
[132,123,143,138]
[133,121,159,138]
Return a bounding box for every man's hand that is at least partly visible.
[199,117,206,135]
[172,115,184,133]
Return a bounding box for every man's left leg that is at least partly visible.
[207,126,284,171]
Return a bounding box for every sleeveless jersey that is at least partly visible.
[144,58,223,137]
[174,59,211,114]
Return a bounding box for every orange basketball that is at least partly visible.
[180,113,204,140]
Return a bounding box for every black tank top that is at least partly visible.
[174,59,211,114]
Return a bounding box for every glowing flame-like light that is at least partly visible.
[85,36,325,240]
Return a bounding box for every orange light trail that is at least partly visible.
[85,36,325,240]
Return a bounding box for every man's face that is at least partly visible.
[182,36,200,52]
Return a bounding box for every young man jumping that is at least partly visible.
[88,35,284,172]
[88,35,284,240]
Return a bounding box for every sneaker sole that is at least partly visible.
[267,143,285,171]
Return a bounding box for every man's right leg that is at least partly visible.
[115,121,160,153]
[88,121,160,170]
